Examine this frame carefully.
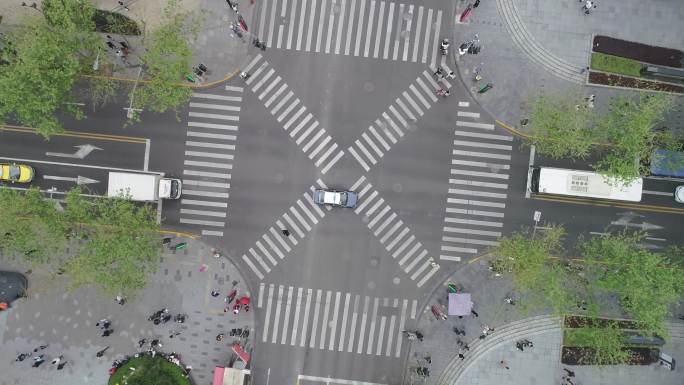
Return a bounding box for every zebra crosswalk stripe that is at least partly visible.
[319,290,332,350]
[356,296,369,354]
[402,5,414,62]
[373,1,385,58]
[249,247,271,273]
[271,285,284,344]
[281,286,294,344]
[338,293,351,351]
[256,240,278,266]
[395,299,407,357]
[384,2,394,59]
[262,233,285,260]
[299,288,313,347]
[262,284,275,342]
[392,4,403,61]
[412,6,424,62]
[291,287,304,345]
[366,297,379,355]
[328,291,342,350]
[309,289,322,348]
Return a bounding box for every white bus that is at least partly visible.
[529,166,643,202]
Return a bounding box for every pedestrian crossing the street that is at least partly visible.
[347,66,453,171]
[242,54,345,174]
[180,87,243,237]
[241,180,331,280]
[440,102,513,261]
[349,176,440,287]
[258,283,419,358]
[255,0,444,65]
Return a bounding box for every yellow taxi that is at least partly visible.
[0,163,35,183]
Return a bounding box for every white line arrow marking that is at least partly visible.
[46,144,102,159]
[42,175,100,185]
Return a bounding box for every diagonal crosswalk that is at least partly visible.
[439,102,513,261]
[347,64,454,172]
[258,282,419,357]
[242,54,345,174]
[241,180,331,280]
[349,176,440,287]
[180,87,243,236]
[255,0,444,65]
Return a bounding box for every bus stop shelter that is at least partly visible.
[448,293,473,316]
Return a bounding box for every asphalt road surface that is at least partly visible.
[2,0,684,383]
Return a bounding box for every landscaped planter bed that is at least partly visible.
[588,71,684,94]
[561,346,659,365]
[564,315,644,330]
[108,354,192,385]
[593,35,683,68]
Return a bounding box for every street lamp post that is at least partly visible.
[124,66,144,119]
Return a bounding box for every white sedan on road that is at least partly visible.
[313,189,358,208]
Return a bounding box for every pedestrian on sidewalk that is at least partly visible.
[471,309,479,317]
[474,0,481,7]
[16,352,31,361]
[32,355,45,368]
[211,290,220,297]
[96,347,109,358]
[138,338,147,348]
[499,360,509,370]
[33,345,48,353]
[96,318,111,329]
[115,295,125,305]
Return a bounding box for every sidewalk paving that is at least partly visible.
[0,237,254,385]
[450,0,684,132]
[407,259,684,385]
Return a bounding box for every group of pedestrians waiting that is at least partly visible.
[15,345,67,370]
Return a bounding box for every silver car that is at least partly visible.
[313,189,358,208]
[675,186,684,203]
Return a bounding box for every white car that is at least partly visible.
[313,189,358,208]
[675,186,684,203]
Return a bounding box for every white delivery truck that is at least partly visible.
[107,172,182,201]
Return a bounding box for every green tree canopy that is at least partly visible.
[526,92,680,182]
[0,0,100,138]
[527,91,597,160]
[593,94,679,182]
[489,225,578,314]
[134,0,198,117]
[580,232,684,336]
[0,187,161,296]
[0,188,67,264]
